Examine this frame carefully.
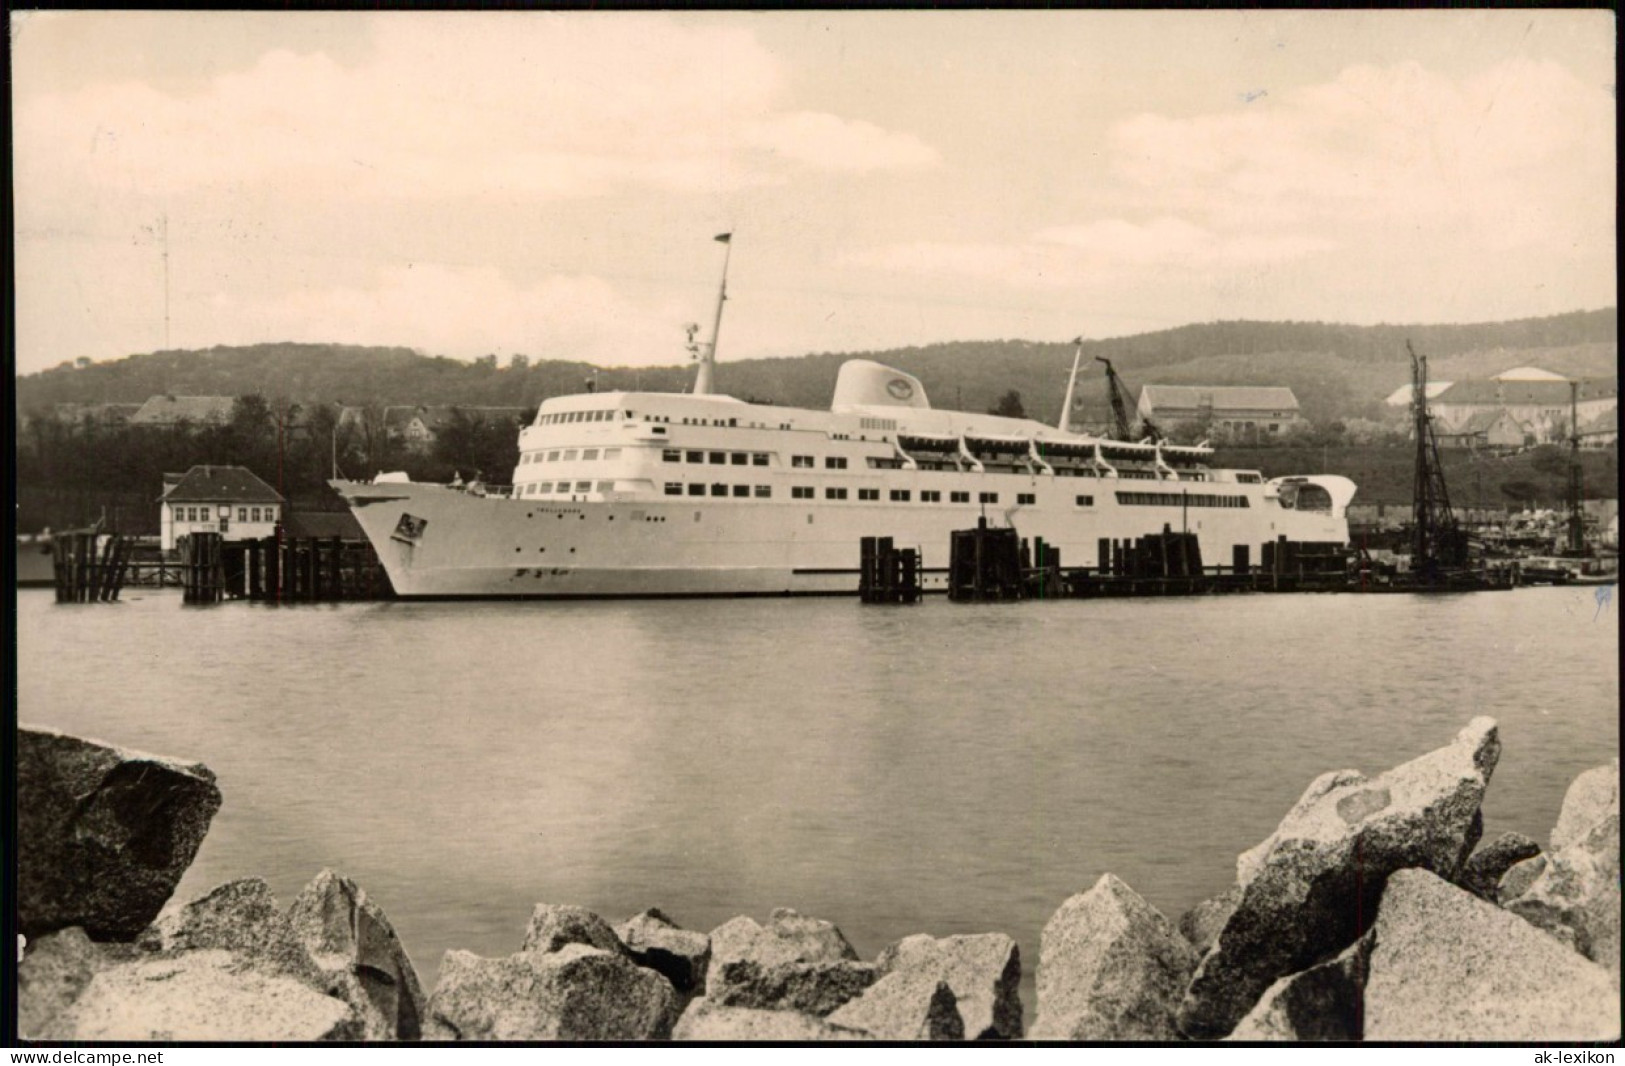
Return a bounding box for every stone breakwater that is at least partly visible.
[15,719,1620,1042]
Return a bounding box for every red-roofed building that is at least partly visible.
[158,465,284,551]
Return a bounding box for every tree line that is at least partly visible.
[17,309,1614,420]
[15,395,530,532]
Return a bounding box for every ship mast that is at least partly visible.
[1058,337,1084,432]
[692,233,732,397]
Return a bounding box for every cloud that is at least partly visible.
[746,111,939,172]
[1106,57,1613,244]
[1036,218,1335,268]
[212,262,692,366]
[848,57,1613,297]
[13,15,938,206]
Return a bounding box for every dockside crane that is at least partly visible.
[1096,356,1160,441]
[1566,381,1585,555]
[1408,340,1470,579]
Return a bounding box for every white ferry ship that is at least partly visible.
[333,243,1355,598]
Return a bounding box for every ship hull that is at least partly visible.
[334,479,1350,599]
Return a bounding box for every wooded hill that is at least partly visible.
[16,308,1617,428]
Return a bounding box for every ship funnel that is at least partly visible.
[831,361,931,412]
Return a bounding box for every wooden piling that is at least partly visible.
[860,535,921,604]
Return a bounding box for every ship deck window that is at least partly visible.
[1116,492,1249,508]
[825,457,848,469]
[754,485,772,498]
[582,449,600,460]
[1075,495,1094,507]
[826,487,848,499]
[731,453,748,465]
[663,450,681,462]
[1017,493,1036,505]
[858,488,879,501]
[547,451,560,461]
[574,481,591,493]
[979,492,999,504]
[665,483,682,495]
[752,453,769,466]
[792,455,814,468]
[686,450,704,463]
[603,448,621,460]
[596,480,614,491]
[921,491,940,503]
[563,450,579,461]
[711,484,728,496]
[710,451,726,464]
[732,485,750,497]
[951,491,970,503]
[688,484,705,496]
[890,489,911,502]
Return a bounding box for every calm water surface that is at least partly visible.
[16,586,1618,997]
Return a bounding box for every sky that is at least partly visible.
[10,10,1617,377]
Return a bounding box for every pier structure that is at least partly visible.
[51,529,135,603]
[859,536,921,604]
[178,530,392,605]
[932,521,1463,602]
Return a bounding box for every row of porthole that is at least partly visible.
[522,511,666,524]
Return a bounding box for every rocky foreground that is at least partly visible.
[15,719,1621,1042]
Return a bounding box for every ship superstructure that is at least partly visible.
[333,359,1354,598]
[332,237,1353,598]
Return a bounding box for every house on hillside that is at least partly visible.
[1135,385,1304,442]
[1435,408,1528,451]
[129,395,236,428]
[1492,366,1570,382]
[50,402,143,427]
[1579,407,1617,449]
[1428,375,1617,445]
[382,405,529,452]
[158,465,283,551]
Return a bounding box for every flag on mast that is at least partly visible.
[715,232,732,243]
